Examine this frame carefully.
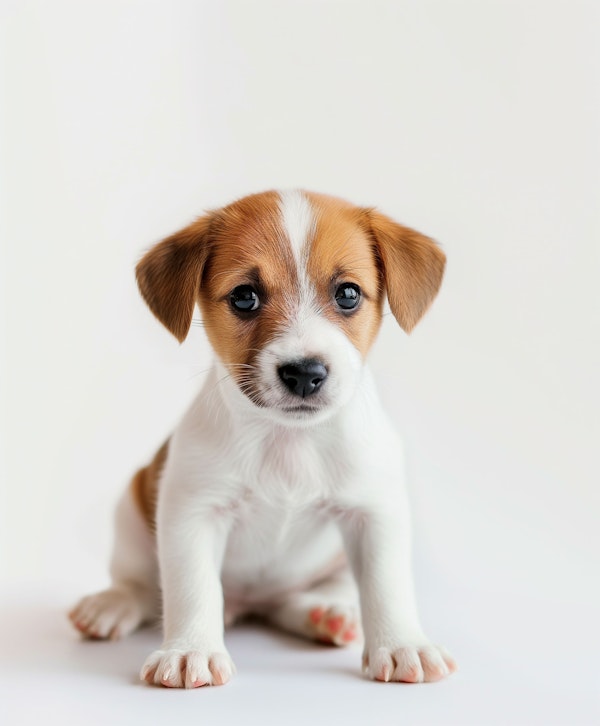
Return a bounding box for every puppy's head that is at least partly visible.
[136,190,445,425]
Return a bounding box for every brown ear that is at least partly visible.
[136,215,212,342]
[365,210,446,332]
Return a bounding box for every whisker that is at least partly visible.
[186,365,216,381]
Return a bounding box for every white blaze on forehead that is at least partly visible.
[277,189,321,339]
[277,190,316,283]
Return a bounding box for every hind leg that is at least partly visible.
[69,486,159,640]
[266,567,361,646]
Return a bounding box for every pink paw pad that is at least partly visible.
[307,605,360,647]
[342,627,358,642]
[309,607,325,625]
[326,616,344,635]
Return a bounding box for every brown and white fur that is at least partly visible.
[69,190,457,687]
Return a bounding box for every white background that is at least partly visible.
[1,1,598,724]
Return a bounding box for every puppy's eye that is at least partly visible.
[334,283,361,311]
[230,285,260,312]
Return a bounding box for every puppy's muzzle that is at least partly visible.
[278,359,328,398]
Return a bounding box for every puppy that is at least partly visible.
[69,190,457,687]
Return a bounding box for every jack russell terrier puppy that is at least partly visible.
[69,189,457,688]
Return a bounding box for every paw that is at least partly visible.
[140,648,235,688]
[69,588,143,640]
[308,605,361,646]
[363,642,457,683]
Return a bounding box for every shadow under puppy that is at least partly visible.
[70,190,457,688]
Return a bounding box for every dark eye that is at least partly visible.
[334,283,361,311]
[230,285,260,312]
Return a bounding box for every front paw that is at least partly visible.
[140,647,235,688]
[363,641,457,683]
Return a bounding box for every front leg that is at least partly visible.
[340,505,457,683]
[140,491,235,688]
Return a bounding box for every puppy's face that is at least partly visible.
[137,190,445,424]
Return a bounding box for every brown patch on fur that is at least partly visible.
[197,192,300,404]
[130,440,169,531]
[305,192,384,357]
[364,210,446,332]
[136,215,213,342]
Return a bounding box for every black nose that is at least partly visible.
[278,359,328,398]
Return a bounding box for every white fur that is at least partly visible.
[70,191,456,687]
[277,189,315,283]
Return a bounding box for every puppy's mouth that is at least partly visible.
[251,392,328,418]
[280,404,321,414]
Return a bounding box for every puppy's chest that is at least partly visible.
[222,494,343,599]
[241,426,350,504]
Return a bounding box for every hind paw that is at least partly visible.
[308,605,361,646]
[69,588,145,640]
